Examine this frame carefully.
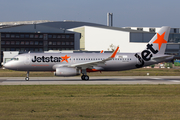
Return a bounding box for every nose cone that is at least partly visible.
[4,62,11,69]
[4,62,17,70]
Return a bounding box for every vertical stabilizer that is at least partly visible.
[147,26,170,54]
[135,26,171,68]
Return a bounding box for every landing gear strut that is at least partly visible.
[25,71,29,81]
[81,69,89,81]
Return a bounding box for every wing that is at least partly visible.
[71,46,119,68]
[53,47,119,70]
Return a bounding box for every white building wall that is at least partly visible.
[129,27,137,30]
[3,51,19,65]
[155,28,161,32]
[143,28,150,32]
[125,27,161,33]
[84,26,146,53]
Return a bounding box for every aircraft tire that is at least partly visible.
[25,77,29,81]
[81,75,85,80]
[84,75,89,81]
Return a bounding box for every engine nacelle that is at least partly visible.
[54,67,80,76]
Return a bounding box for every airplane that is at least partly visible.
[4,26,174,81]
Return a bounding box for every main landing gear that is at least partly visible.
[25,71,29,81]
[81,69,89,80]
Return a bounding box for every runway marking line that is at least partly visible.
[170,80,180,82]
[151,78,161,80]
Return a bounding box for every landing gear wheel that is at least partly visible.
[84,75,89,81]
[25,77,29,81]
[81,75,89,81]
[81,75,85,80]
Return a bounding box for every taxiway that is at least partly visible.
[0,76,180,85]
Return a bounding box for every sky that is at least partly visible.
[0,0,180,28]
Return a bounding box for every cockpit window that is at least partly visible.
[11,58,19,61]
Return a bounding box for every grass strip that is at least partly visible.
[0,85,180,119]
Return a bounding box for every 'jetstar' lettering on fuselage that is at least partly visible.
[135,44,158,68]
[32,56,62,62]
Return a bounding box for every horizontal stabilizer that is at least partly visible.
[152,55,174,61]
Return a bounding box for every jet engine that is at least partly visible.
[54,67,80,76]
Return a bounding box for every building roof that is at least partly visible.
[0,20,51,26]
[0,24,76,33]
[87,26,154,33]
[0,20,105,33]
[0,20,153,33]
[39,20,106,29]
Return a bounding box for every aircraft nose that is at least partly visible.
[4,62,14,69]
[4,62,10,69]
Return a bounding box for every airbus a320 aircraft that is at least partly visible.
[4,26,174,81]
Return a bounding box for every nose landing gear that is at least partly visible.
[25,71,29,81]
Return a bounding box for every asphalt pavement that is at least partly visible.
[0,76,180,85]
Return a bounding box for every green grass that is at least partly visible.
[0,68,180,77]
[0,85,180,120]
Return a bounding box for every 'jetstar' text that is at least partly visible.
[32,56,62,62]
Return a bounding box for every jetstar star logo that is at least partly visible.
[135,32,166,68]
[61,55,70,63]
[153,32,167,50]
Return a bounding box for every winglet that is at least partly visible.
[111,46,119,58]
[100,50,104,53]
